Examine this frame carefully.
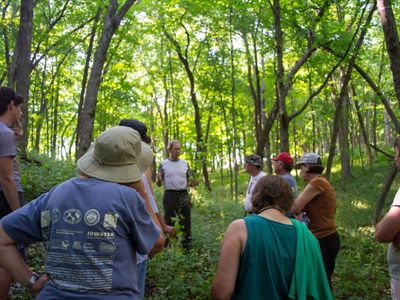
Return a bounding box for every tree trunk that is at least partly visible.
[242,31,266,159]
[374,163,398,224]
[51,83,60,158]
[337,74,352,180]
[325,2,376,179]
[34,64,48,152]
[9,0,34,156]
[351,83,373,164]
[76,0,136,159]
[377,0,400,107]
[229,9,239,200]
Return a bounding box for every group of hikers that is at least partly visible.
[0,85,399,299]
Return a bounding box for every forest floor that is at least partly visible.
[9,155,399,299]
[146,160,397,300]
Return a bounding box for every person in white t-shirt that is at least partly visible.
[244,154,266,213]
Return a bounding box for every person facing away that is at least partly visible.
[0,86,25,298]
[212,175,332,300]
[156,140,195,250]
[243,154,266,213]
[0,126,164,299]
[119,118,175,299]
[375,137,400,300]
[272,152,298,196]
[289,153,340,290]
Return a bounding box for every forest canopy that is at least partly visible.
[1,0,399,192]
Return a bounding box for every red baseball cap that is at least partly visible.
[272,152,293,165]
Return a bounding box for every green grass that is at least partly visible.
[9,155,400,299]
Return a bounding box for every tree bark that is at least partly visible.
[325,1,376,179]
[374,163,398,225]
[76,0,136,159]
[377,0,400,107]
[337,72,352,180]
[351,83,373,164]
[9,0,34,156]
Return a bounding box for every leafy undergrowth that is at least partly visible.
[10,155,399,299]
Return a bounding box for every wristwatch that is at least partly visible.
[26,272,40,291]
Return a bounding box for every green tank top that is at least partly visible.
[232,215,296,300]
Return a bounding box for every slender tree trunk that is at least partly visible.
[76,0,136,159]
[9,0,34,156]
[374,163,398,224]
[51,82,60,158]
[34,64,48,152]
[377,0,400,107]
[351,83,373,164]
[229,9,239,200]
[325,2,376,179]
[337,73,352,179]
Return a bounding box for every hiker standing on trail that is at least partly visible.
[289,153,340,289]
[243,154,266,214]
[272,152,298,196]
[375,137,400,300]
[0,87,25,299]
[157,140,196,250]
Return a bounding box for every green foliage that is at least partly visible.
[19,151,76,201]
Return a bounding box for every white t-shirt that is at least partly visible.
[159,159,190,190]
[244,171,266,212]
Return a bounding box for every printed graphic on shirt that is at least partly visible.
[63,209,82,224]
[46,251,113,291]
[84,209,100,226]
[103,212,119,229]
[46,207,118,292]
[41,210,51,227]
[51,208,61,223]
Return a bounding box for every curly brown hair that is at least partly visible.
[251,175,294,213]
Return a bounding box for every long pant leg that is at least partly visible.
[318,231,340,289]
[178,191,192,249]
[163,191,178,226]
[136,259,148,300]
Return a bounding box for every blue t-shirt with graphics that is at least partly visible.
[0,121,22,192]
[1,177,160,299]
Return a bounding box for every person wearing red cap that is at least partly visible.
[272,152,298,196]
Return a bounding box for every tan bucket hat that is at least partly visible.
[77,126,153,183]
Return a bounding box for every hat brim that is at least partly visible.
[77,146,142,183]
[143,135,151,144]
[137,142,154,173]
[293,163,303,169]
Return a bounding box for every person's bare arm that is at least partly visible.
[290,183,321,214]
[0,157,20,211]
[129,180,165,256]
[375,206,400,243]
[0,225,48,293]
[156,164,164,187]
[212,220,246,300]
[144,168,176,236]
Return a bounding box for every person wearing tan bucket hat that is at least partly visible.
[0,126,164,299]
[120,119,176,299]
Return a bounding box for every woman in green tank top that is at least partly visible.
[212,175,332,300]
